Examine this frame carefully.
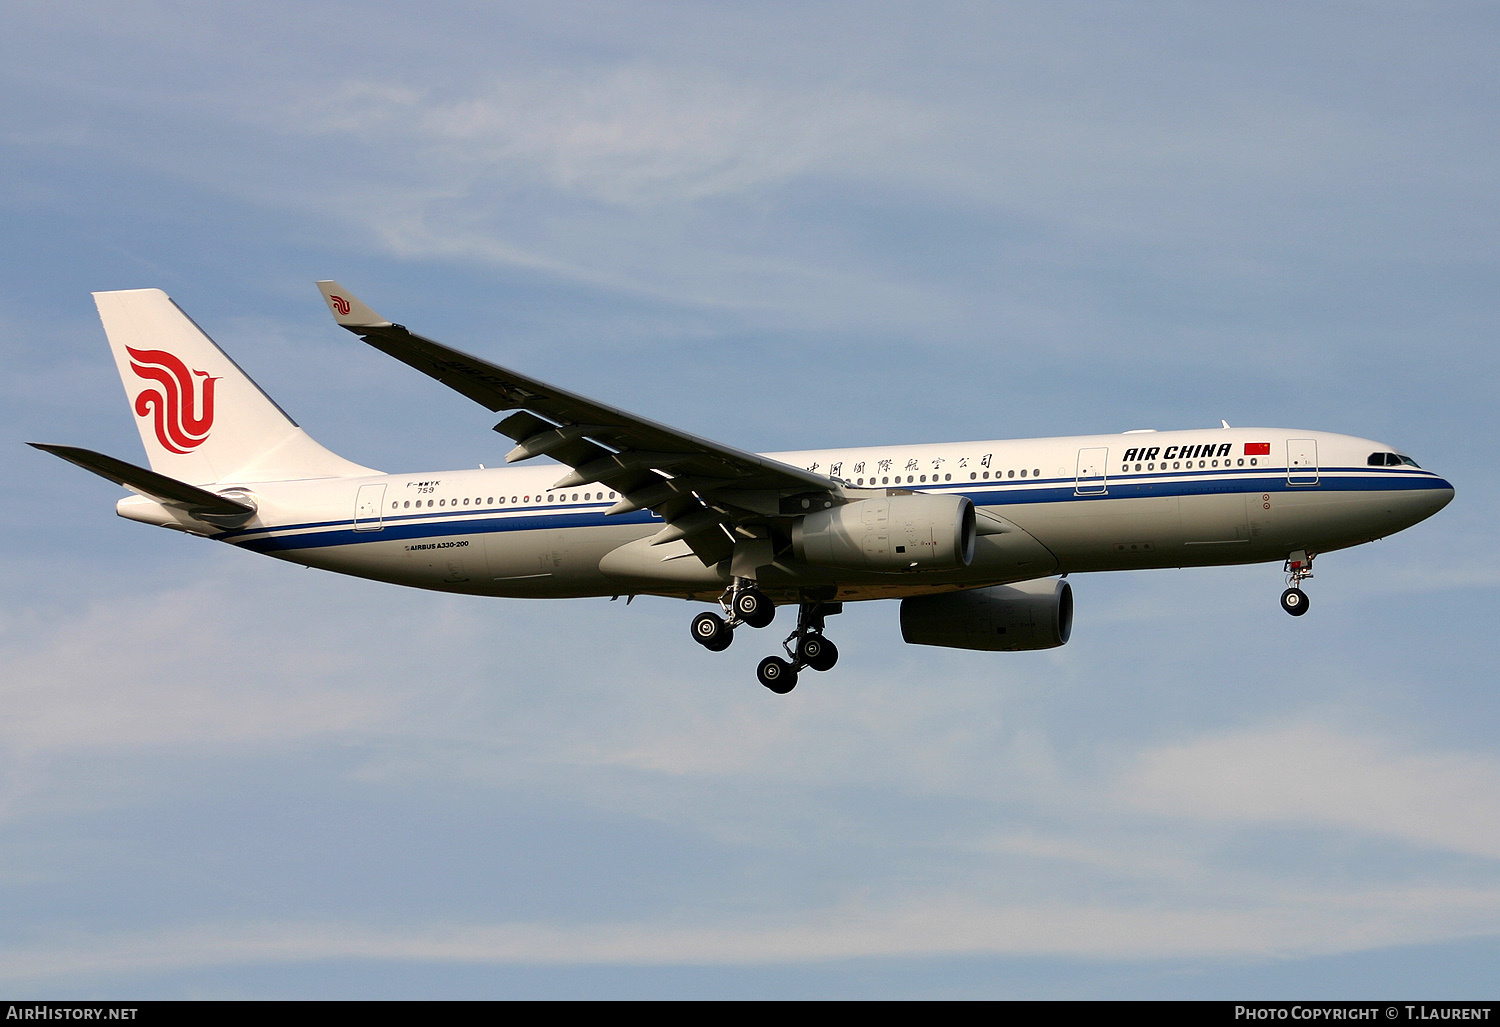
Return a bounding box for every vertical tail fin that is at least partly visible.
[95,289,378,485]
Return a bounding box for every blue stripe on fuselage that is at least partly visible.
[224,468,1453,554]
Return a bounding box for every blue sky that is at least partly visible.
[3,0,1498,998]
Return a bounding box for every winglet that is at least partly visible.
[316,281,393,328]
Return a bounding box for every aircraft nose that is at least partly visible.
[1395,476,1455,529]
[1426,477,1456,515]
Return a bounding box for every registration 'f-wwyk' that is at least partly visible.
[33,285,1455,693]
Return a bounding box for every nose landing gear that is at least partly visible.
[1280,550,1315,616]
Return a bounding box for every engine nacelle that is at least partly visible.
[792,494,976,572]
[900,577,1073,651]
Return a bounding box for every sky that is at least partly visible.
[2,0,1498,999]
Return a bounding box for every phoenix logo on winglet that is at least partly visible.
[127,346,218,453]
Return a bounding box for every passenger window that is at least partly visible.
[1019,469,1026,477]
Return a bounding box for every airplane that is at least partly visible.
[32,284,1455,694]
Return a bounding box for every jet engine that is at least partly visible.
[900,577,1073,651]
[792,494,976,572]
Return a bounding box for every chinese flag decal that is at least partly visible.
[1245,442,1271,456]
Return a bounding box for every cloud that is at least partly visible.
[1117,724,1500,860]
[269,69,920,208]
[0,578,399,759]
[6,882,1500,983]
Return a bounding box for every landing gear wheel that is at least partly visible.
[691,611,733,651]
[797,635,839,672]
[734,588,775,629]
[757,656,798,693]
[1280,588,1310,616]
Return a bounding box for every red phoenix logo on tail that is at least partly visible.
[330,295,351,316]
[127,347,218,454]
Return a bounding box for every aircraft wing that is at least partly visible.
[316,282,838,565]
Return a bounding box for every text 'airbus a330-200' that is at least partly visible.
[33,284,1455,693]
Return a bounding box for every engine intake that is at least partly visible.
[900,578,1073,651]
[792,494,976,572]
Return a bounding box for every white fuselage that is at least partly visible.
[118,427,1454,604]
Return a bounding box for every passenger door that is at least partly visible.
[1075,447,1109,496]
[353,483,386,531]
[1286,439,1319,486]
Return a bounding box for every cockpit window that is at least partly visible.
[1368,452,1385,465]
[1396,454,1420,468]
[1369,451,1422,468]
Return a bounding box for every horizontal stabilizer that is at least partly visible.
[30,443,256,521]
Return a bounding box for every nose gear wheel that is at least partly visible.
[1280,551,1315,617]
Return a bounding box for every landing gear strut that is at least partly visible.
[784,601,839,674]
[755,600,842,693]
[1281,550,1314,617]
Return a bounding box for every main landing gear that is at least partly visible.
[1280,550,1315,617]
[688,579,840,694]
